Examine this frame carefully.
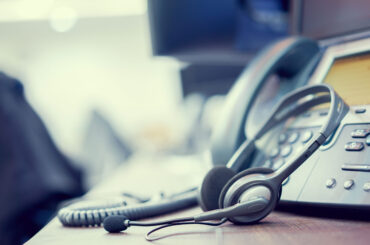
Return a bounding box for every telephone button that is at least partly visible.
[344,142,364,151]
[270,147,280,158]
[355,108,366,114]
[273,158,285,170]
[263,159,272,168]
[319,111,328,116]
[278,133,287,144]
[366,135,370,146]
[341,164,370,172]
[325,178,336,189]
[281,145,292,157]
[344,179,355,190]
[301,131,313,143]
[363,183,370,192]
[351,129,370,138]
[288,132,299,144]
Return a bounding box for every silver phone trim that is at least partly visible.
[308,37,370,87]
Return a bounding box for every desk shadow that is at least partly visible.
[276,203,370,221]
[147,230,215,242]
[104,232,128,237]
[62,225,102,230]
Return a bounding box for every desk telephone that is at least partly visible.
[211,36,370,208]
[59,36,369,232]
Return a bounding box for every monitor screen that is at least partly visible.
[297,0,370,39]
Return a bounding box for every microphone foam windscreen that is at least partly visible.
[103,215,128,233]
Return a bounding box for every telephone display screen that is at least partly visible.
[323,52,370,106]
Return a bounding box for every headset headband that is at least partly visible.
[226,84,349,173]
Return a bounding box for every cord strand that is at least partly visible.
[130,217,194,227]
[145,218,228,241]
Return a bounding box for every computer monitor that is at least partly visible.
[291,0,370,39]
[147,0,289,64]
[147,0,289,96]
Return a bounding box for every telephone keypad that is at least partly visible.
[344,142,364,151]
[266,124,370,174]
[266,124,370,172]
[266,128,317,170]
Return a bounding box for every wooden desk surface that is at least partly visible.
[26,154,370,245]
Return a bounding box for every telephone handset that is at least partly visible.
[210,37,320,167]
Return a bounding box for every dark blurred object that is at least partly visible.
[180,64,246,97]
[236,0,289,52]
[148,0,239,64]
[148,0,289,97]
[0,73,84,245]
[148,0,289,62]
[291,0,370,39]
[80,110,132,188]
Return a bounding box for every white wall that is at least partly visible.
[0,15,185,156]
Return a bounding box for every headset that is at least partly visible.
[103,84,349,241]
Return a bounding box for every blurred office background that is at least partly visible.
[0,0,183,157]
[0,0,289,185]
[0,0,289,244]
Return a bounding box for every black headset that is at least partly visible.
[103,84,349,240]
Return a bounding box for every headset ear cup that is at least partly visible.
[218,167,275,209]
[198,166,236,211]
